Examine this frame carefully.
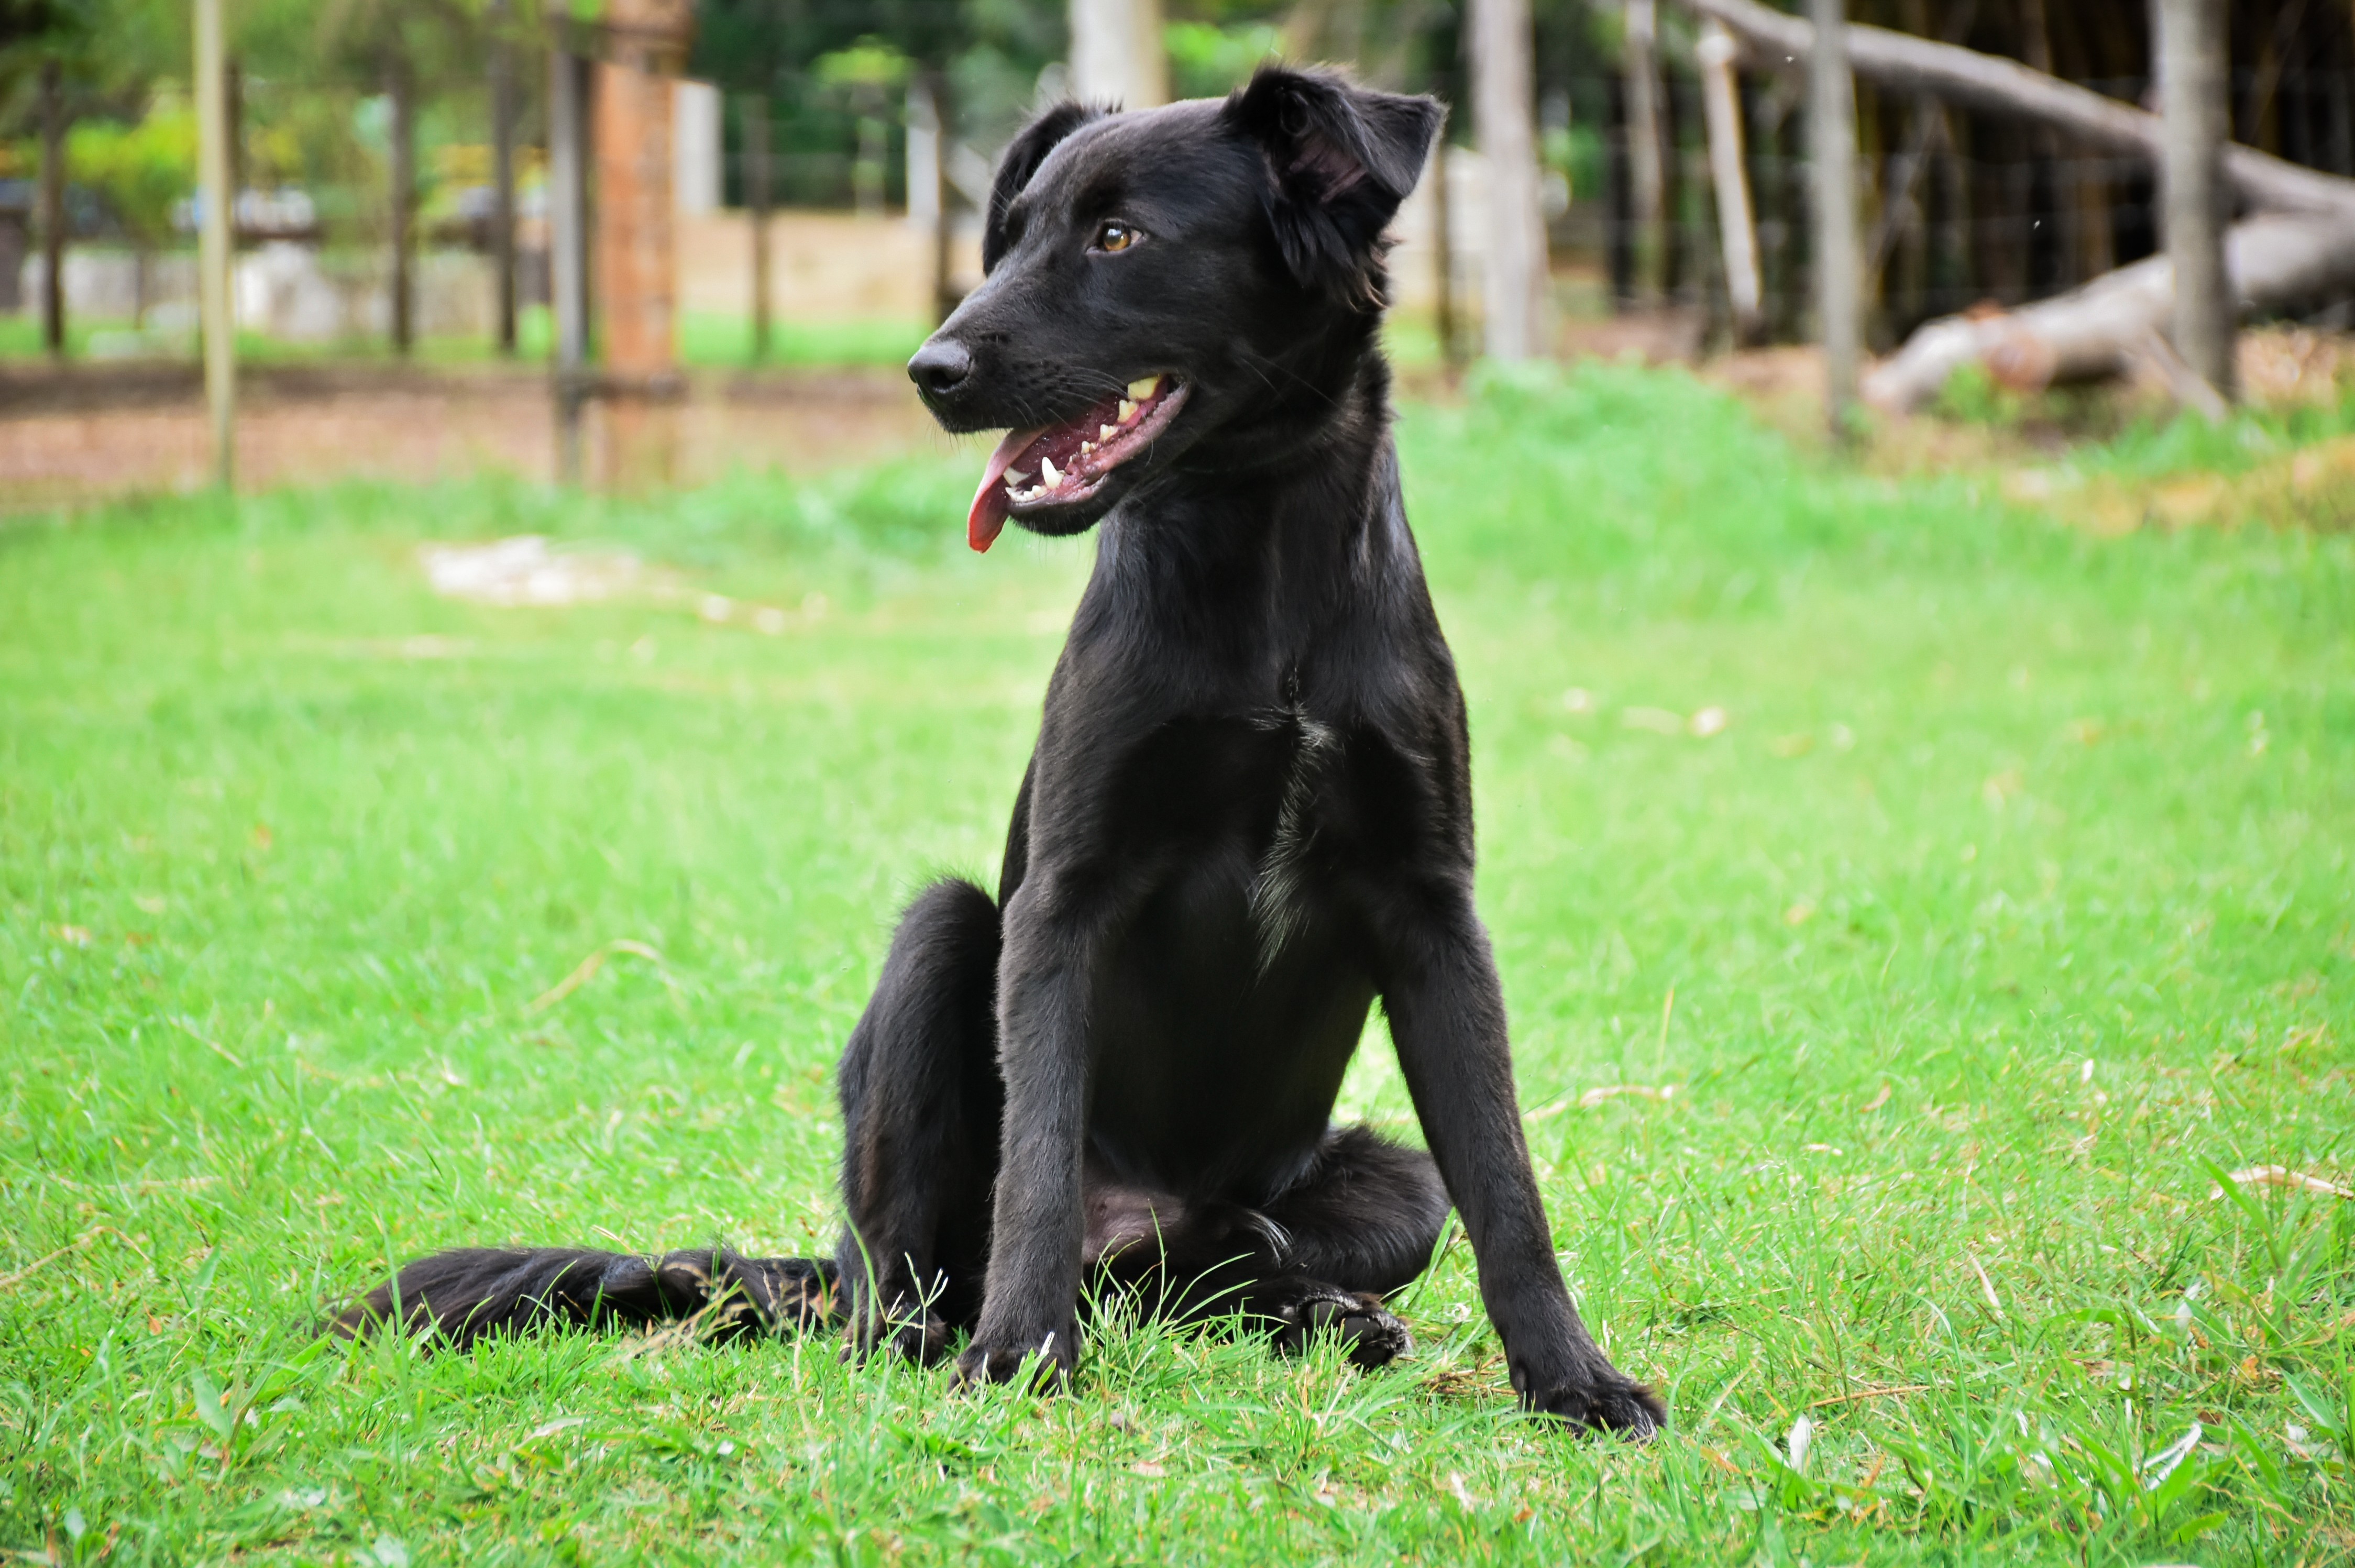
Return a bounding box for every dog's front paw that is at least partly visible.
[953,1326,1076,1390]
[1271,1288,1414,1371]
[1523,1374,1666,1440]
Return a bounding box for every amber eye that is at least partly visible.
[1094,220,1140,253]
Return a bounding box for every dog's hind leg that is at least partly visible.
[1103,1125,1449,1370]
[331,1245,839,1349]
[833,877,1005,1363]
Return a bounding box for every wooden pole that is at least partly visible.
[1697,19,1762,338]
[491,0,519,357]
[37,58,67,361]
[388,57,415,356]
[548,45,589,485]
[1434,141,1461,369]
[1624,0,1667,304]
[743,91,773,362]
[912,69,958,325]
[1471,0,1549,359]
[2156,0,2235,401]
[1808,0,1862,439]
[195,0,235,488]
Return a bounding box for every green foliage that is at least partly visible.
[3,367,2352,1563]
[1932,362,2028,428]
[2075,393,2355,482]
[1165,19,1281,100]
[65,92,194,245]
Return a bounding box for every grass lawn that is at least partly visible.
[3,365,2352,1565]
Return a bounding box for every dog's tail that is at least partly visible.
[328,1245,842,1348]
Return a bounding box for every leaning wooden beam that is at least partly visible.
[1696,19,1763,337]
[1678,0,2355,220]
[1860,212,2355,411]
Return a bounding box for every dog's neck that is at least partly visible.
[1081,335,1423,684]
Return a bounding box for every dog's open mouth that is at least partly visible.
[966,375,1188,551]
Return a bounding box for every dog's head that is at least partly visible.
[907,67,1443,549]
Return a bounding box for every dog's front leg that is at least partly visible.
[953,878,1096,1387]
[1382,890,1666,1438]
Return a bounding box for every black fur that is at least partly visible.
[339,65,1663,1438]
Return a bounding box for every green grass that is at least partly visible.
[4,363,2353,1564]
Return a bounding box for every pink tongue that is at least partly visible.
[967,426,1046,553]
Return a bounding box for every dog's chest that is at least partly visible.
[1095,701,1375,965]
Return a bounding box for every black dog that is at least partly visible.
[338,67,1661,1437]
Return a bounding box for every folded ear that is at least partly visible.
[983,101,1109,272]
[1221,66,1444,305]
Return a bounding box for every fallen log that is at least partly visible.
[1680,0,2355,222]
[1861,211,2355,412]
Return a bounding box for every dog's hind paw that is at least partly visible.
[1523,1374,1667,1440]
[844,1295,952,1366]
[724,1254,842,1334]
[1269,1286,1413,1371]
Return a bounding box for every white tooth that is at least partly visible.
[1040,456,1062,489]
[1117,400,1138,423]
[1006,468,1030,483]
[1080,441,1095,455]
[1099,425,1119,441]
[1127,376,1160,400]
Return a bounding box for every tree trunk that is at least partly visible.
[38,58,66,361]
[1471,0,1549,359]
[1679,0,2355,220]
[491,0,520,357]
[1435,140,1462,368]
[744,91,773,362]
[1862,211,2355,411]
[1070,0,1168,110]
[2156,0,2234,399]
[911,70,958,326]
[1624,0,1667,303]
[388,58,415,356]
[1697,19,1762,338]
[1809,0,1862,437]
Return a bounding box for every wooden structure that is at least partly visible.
[1612,0,2355,354]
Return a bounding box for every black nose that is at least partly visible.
[907,339,973,398]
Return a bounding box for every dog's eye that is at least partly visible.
[1093,221,1141,254]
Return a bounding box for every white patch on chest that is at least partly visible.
[1248,709,1336,975]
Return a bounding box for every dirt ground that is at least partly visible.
[6,325,2350,520]
[0,362,939,513]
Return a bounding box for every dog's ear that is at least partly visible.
[1222,66,1444,303]
[983,101,1109,272]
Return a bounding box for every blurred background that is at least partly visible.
[2,0,2352,503]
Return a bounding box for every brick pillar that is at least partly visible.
[595,0,691,488]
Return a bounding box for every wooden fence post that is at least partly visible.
[1624,0,1668,304]
[491,0,520,357]
[548,43,590,485]
[37,58,66,360]
[194,0,235,487]
[2156,0,2235,401]
[744,91,773,362]
[1808,0,1862,439]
